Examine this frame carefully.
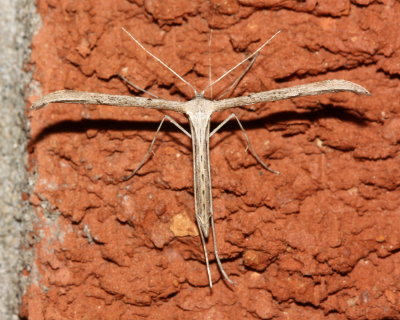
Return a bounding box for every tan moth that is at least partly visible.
[31,27,369,288]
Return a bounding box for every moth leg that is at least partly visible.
[215,53,259,100]
[122,115,191,181]
[118,74,160,99]
[210,113,280,175]
[197,221,213,288]
[209,210,235,285]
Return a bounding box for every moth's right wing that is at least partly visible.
[213,80,370,111]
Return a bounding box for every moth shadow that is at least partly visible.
[30,105,367,152]
[29,118,192,151]
[209,105,368,149]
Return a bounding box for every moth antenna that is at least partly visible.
[122,27,199,96]
[201,30,281,96]
[207,13,215,99]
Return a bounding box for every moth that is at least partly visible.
[31,28,369,288]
